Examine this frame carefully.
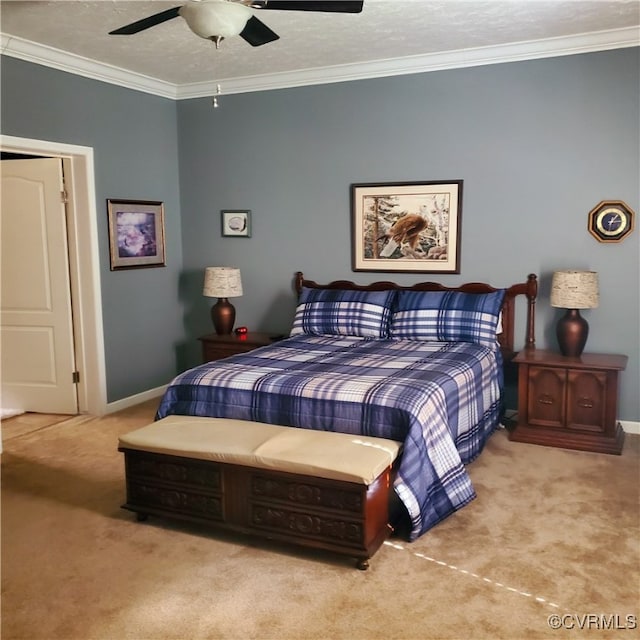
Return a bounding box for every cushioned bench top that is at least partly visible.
[119,416,402,485]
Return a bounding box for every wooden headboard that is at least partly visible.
[294,272,538,361]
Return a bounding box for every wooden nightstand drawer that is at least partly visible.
[199,332,274,363]
[510,349,627,454]
[527,366,566,428]
[566,369,608,432]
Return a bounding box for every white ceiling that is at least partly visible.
[1,0,639,99]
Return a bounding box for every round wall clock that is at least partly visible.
[587,200,635,243]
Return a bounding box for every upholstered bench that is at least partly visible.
[119,416,402,569]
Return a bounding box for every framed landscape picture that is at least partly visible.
[351,180,463,273]
[107,199,166,270]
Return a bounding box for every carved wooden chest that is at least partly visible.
[120,447,395,569]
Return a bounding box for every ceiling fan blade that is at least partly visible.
[251,1,363,12]
[109,6,182,35]
[240,15,280,46]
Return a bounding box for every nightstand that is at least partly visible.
[509,349,627,455]
[199,332,274,363]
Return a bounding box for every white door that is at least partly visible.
[1,157,78,414]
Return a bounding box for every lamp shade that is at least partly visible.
[550,270,599,309]
[203,267,243,298]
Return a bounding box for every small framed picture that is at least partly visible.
[107,199,166,270]
[221,210,251,237]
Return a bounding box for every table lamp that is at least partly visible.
[550,270,599,357]
[203,267,243,335]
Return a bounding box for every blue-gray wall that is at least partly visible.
[0,58,184,401]
[2,47,638,420]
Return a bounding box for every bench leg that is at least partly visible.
[356,558,370,571]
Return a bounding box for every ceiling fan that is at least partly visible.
[109,0,364,48]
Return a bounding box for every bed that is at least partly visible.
[156,272,538,540]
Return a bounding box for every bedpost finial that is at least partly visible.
[294,271,304,295]
[525,274,537,349]
[527,273,538,299]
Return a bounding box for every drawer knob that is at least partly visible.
[537,394,554,405]
[577,397,594,409]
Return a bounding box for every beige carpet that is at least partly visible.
[2,400,639,640]
[1,411,70,441]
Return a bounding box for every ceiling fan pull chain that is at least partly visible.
[212,83,222,109]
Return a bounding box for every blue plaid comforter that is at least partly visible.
[156,335,503,540]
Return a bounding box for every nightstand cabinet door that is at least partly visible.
[566,369,607,433]
[527,366,565,428]
[510,350,627,455]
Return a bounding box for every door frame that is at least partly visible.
[1,134,107,415]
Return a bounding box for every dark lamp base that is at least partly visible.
[211,298,236,335]
[556,308,589,357]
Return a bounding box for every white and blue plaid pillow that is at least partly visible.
[290,287,395,338]
[389,289,506,347]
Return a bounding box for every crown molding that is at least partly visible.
[2,26,638,101]
[1,34,179,99]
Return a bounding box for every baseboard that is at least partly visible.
[620,420,640,435]
[1,409,24,419]
[105,385,167,415]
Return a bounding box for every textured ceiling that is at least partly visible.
[1,0,639,93]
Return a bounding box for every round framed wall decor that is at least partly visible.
[587,200,635,243]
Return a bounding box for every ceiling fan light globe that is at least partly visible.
[180,0,252,39]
